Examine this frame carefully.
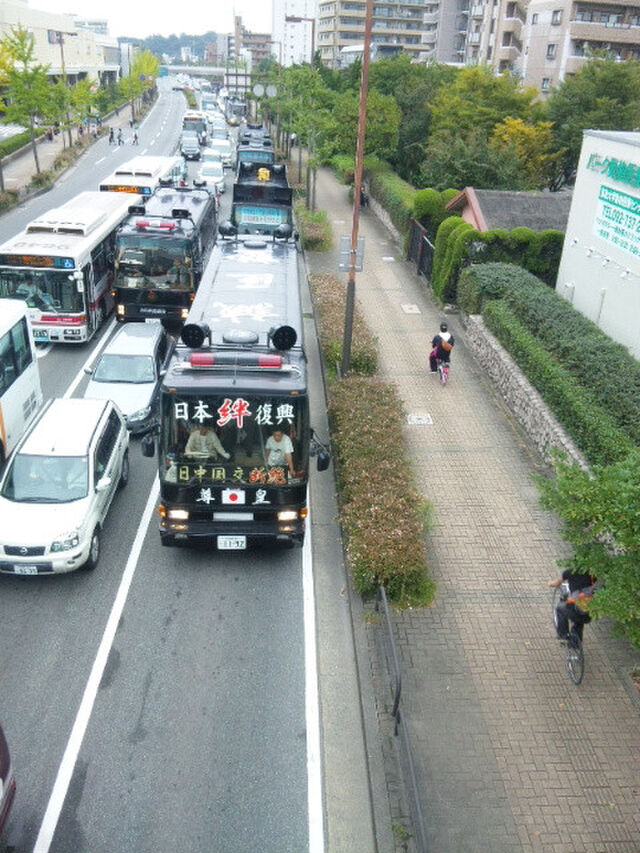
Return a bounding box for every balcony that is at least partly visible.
[470,4,484,16]
[570,20,640,43]
[424,12,440,23]
[468,30,481,43]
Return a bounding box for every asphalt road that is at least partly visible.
[0,84,336,853]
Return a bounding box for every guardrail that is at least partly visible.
[375,586,428,852]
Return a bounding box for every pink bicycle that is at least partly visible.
[437,358,450,385]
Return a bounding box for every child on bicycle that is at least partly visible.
[430,322,454,374]
[548,569,597,641]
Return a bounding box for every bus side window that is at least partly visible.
[0,331,16,394]
[11,318,32,374]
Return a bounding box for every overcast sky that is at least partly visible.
[30,0,273,40]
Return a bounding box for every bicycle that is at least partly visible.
[551,582,585,685]
[437,358,450,385]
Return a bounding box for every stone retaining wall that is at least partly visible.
[463,313,588,470]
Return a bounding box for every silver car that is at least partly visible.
[84,323,169,434]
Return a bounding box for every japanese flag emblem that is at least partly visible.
[222,488,246,505]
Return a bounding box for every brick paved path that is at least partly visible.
[308,166,640,853]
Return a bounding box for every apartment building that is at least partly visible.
[465,0,640,94]
[317,0,427,68]
[234,16,272,68]
[272,0,318,66]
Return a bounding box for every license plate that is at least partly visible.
[217,536,246,550]
[14,564,38,575]
[32,330,49,340]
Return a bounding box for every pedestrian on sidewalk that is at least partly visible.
[109,128,115,145]
[132,131,139,145]
[117,128,123,146]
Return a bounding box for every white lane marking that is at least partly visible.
[63,318,116,398]
[95,157,106,165]
[33,478,160,853]
[303,506,325,852]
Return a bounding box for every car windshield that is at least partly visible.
[1,454,88,502]
[93,354,155,383]
[202,165,223,177]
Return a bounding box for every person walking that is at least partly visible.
[108,127,115,145]
[132,131,139,145]
[117,128,123,146]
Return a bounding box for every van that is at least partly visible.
[84,323,169,434]
[0,398,129,573]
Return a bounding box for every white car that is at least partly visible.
[206,138,234,169]
[201,147,223,165]
[197,161,225,194]
[0,398,129,574]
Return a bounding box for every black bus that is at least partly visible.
[112,185,217,323]
[230,163,293,235]
[143,223,329,550]
[236,138,276,169]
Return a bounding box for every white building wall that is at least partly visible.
[273,0,318,66]
[556,130,640,360]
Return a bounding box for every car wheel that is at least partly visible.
[118,450,129,489]
[84,528,101,570]
[161,535,175,547]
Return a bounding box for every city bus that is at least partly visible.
[230,163,293,235]
[112,185,217,323]
[182,111,208,145]
[142,222,329,550]
[0,192,138,344]
[0,300,43,466]
[99,155,186,197]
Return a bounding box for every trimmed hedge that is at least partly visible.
[329,375,431,599]
[483,300,634,466]
[413,187,459,240]
[309,274,377,376]
[364,156,416,237]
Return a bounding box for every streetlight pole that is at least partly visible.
[56,31,76,148]
[341,0,373,375]
[284,15,316,65]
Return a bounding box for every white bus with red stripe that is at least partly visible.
[0,192,140,344]
[0,300,43,466]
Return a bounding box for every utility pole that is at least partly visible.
[341,0,373,374]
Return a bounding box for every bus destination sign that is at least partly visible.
[0,254,75,269]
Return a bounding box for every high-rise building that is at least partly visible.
[317,0,427,68]
[272,0,318,66]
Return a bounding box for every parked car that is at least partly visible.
[0,725,15,837]
[0,398,129,574]
[84,323,169,434]
[180,131,201,160]
[196,161,225,194]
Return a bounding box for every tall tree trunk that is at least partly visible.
[29,120,40,174]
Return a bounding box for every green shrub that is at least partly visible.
[457,262,533,314]
[365,156,416,236]
[309,274,378,375]
[413,187,461,240]
[329,375,432,599]
[0,130,35,158]
[0,190,19,212]
[430,215,462,296]
[483,300,634,466]
[28,170,54,189]
[329,154,355,184]
[295,202,332,252]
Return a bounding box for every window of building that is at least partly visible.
[551,9,562,24]
[531,12,538,23]
[541,77,550,90]
[546,43,557,58]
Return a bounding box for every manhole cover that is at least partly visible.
[401,304,421,314]
[407,413,433,425]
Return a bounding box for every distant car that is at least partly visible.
[84,323,169,434]
[197,161,225,194]
[210,126,229,140]
[206,138,234,169]
[180,131,201,160]
[0,725,15,837]
[0,398,129,574]
[201,147,223,165]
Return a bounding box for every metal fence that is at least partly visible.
[376,586,428,853]
[407,220,435,281]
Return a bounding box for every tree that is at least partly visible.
[120,50,159,121]
[1,26,51,174]
[318,88,401,162]
[547,56,640,186]
[428,66,543,140]
[418,129,528,191]
[490,117,562,190]
[537,451,640,647]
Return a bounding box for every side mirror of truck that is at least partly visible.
[141,434,156,458]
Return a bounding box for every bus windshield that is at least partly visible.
[160,392,308,486]
[115,236,193,291]
[0,269,84,313]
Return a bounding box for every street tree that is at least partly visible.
[537,451,640,647]
[318,88,401,162]
[490,117,562,190]
[1,26,51,174]
[546,56,640,186]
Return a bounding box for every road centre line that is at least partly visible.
[33,478,160,853]
[63,317,116,398]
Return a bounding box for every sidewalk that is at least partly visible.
[305,166,640,853]
[1,108,136,197]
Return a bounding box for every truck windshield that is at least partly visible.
[115,236,193,291]
[160,392,308,486]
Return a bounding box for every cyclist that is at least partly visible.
[548,569,597,641]
[430,322,454,374]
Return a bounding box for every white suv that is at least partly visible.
[0,398,129,574]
